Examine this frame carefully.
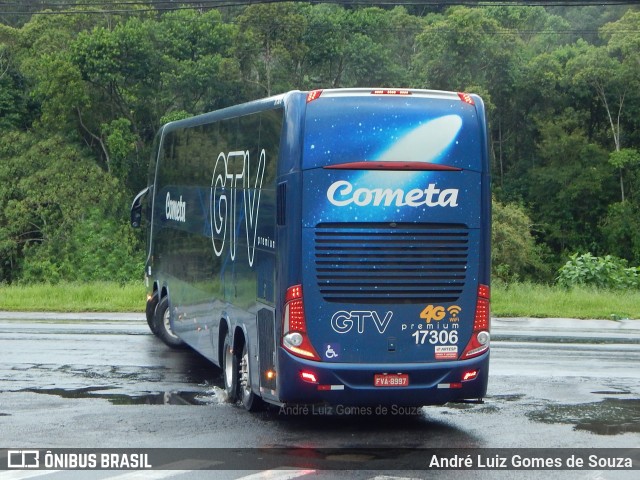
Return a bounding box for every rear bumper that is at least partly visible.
[276,348,489,407]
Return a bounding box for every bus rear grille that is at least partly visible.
[314,223,469,304]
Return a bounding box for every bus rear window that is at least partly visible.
[302,94,484,172]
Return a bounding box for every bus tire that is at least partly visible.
[153,296,185,349]
[145,291,159,335]
[223,331,238,402]
[239,342,264,412]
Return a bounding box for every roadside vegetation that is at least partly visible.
[1,3,640,319]
[492,283,640,320]
[0,282,146,313]
[0,281,637,320]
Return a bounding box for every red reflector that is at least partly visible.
[371,89,411,96]
[300,371,317,383]
[475,298,490,331]
[285,284,302,302]
[306,90,323,103]
[474,284,490,331]
[463,370,479,381]
[324,161,461,171]
[450,383,463,389]
[475,300,490,333]
[458,92,475,105]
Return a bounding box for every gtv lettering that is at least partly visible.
[327,180,459,208]
[331,310,393,334]
[210,149,266,267]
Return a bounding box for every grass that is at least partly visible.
[0,281,638,319]
[0,281,146,312]
[492,282,640,320]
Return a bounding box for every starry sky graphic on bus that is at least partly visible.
[374,114,463,163]
[350,114,464,204]
[303,95,478,170]
[302,111,476,226]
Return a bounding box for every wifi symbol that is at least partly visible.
[447,305,462,319]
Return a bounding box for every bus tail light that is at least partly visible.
[460,284,490,359]
[300,370,318,384]
[462,369,479,381]
[282,285,321,361]
[458,92,475,105]
[371,89,411,96]
[306,90,323,103]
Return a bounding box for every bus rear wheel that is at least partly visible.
[153,296,185,349]
[239,343,264,412]
[145,291,159,335]
[222,332,238,402]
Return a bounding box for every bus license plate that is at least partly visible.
[374,374,409,387]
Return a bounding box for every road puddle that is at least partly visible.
[527,398,640,435]
[20,386,217,406]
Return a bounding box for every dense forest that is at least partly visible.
[0,1,639,285]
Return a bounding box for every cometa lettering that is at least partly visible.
[326,180,459,208]
[166,192,186,222]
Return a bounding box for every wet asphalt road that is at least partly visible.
[0,313,638,479]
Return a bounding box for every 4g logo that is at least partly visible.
[420,305,445,323]
[420,304,461,324]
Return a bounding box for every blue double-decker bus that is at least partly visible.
[131,88,491,411]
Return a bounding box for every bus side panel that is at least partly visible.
[150,108,283,376]
[271,93,308,399]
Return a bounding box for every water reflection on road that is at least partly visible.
[0,315,639,453]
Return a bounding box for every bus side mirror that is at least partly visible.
[130,186,150,228]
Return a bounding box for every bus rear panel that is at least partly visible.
[278,89,490,406]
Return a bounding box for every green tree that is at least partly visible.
[3,3,640,286]
[413,7,516,92]
[492,198,548,283]
[153,9,243,113]
[0,132,140,283]
[302,3,351,87]
[601,202,640,264]
[236,3,308,96]
[600,11,640,201]
[609,148,640,202]
[0,44,30,131]
[338,7,408,87]
[528,113,615,254]
[412,7,523,192]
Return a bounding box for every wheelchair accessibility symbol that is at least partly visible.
[324,344,340,359]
